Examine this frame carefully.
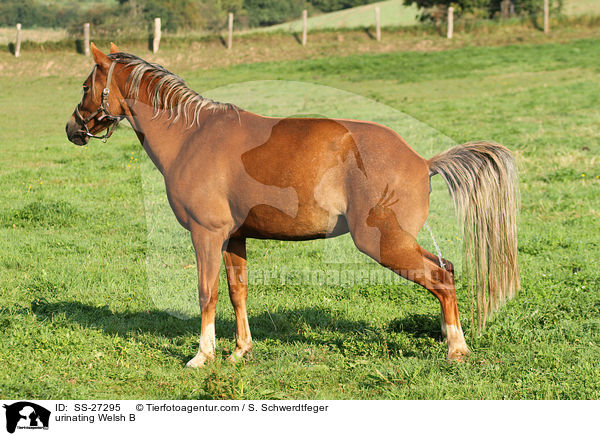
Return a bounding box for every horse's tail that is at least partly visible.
[428,141,520,329]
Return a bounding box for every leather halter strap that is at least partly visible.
[75,61,123,143]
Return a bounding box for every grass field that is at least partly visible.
[0,27,68,45]
[3,0,599,46]
[1,29,599,399]
[564,0,600,16]
[258,0,419,33]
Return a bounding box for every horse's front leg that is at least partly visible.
[222,237,253,362]
[186,229,225,368]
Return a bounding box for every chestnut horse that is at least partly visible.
[66,43,519,365]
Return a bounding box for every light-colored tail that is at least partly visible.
[428,141,520,328]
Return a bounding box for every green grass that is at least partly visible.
[0,0,596,47]
[0,36,599,399]
[255,0,600,34]
[0,27,68,45]
[257,0,419,33]
[564,0,600,16]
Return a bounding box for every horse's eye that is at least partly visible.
[83,85,89,93]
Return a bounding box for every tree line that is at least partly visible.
[0,0,383,32]
[405,0,563,22]
[0,0,563,33]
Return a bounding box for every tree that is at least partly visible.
[402,0,563,20]
[489,0,563,17]
[243,0,305,27]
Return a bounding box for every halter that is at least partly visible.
[74,61,123,143]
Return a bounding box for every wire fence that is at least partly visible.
[9,1,554,58]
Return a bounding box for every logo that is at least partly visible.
[3,402,50,434]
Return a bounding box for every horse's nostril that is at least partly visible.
[71,134,88,146]
[65,119,88,146]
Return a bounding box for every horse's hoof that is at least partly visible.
[227,348,252,364]
[227,353,241,364]
[447,346,471,362]
[186,353,212,368]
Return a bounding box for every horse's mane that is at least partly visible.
[107,52,239,128]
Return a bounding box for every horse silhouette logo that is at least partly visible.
[3,402,50,433]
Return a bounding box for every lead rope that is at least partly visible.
[424,221,445,269]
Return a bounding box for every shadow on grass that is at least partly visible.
[363,27,376,40]
[388,313,441,339]
[31,301,441,361]
[291,32,302,45]
[75,39,85,54]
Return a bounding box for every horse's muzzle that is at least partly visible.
[65,118,89,146]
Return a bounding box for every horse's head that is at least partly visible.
[66,42,125,145]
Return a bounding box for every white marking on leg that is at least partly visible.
[200,322,216,355]
[445,323,470,359]
[445,324,464,343]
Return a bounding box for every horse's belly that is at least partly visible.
[233,204,348,240]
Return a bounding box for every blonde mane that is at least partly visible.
[107,53,239,127]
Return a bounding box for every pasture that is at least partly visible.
[258,0,419,32]
[0,30,599,399]
[564,0,600,16]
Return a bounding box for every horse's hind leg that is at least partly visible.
[222,238,253,362]
[350,223,470,361]
[419,247,455,339]
[422,248,454,275]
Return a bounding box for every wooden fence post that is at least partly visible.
[375,6,381,41]
[83,23,90,56]
[543,0,549,34]
[153,17,161,53]
[228,13,233,50]
[302,9,307,46]
[447,6,454,39]
[15,23,22,58]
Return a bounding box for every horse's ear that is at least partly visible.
[110,42,120,54]
[90,42,111,69]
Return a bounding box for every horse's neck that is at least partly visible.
[126,98,193,176]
